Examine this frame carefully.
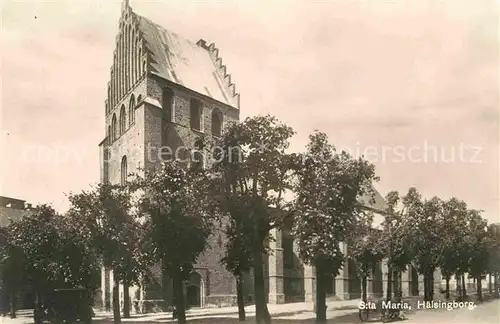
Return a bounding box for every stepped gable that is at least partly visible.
[134,12,240,109]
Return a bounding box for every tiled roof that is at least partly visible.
[0,207,31,227]
[135,13,240,108]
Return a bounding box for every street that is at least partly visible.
[403,299,500,324]
[1,299,499,324]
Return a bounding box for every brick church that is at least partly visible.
[98,0,432,313]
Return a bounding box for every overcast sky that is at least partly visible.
[1,0,498,222]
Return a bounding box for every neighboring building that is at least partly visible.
[99,1,430,313]
[0,196,34,311]
[0,196,31,228]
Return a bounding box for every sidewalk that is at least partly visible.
[0,299,361,323]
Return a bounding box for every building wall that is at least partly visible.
[101,73,240,311]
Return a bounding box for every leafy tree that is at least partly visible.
[378,191,415,301]
[68,183,144,323]
[348,215,384,303]
[439,198,468,300]
[292,130,378,323]
[0,227,24,318]
[486,223,500,297]
[6,205,99,324]
[132,161,214,324]
[211,115,296,324]
[403,191,444,302]
[220,209,253,321]
[465,210,489,301]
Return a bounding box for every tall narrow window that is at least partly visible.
[190,98,202,131]
[121,156,128,185]
[129,95,136,126]
[107,126,111,144]
[111,114,118,141]
[162,88,174,122]
[211,108,222,136]
[138,49,142,76]
[119,105,126,135]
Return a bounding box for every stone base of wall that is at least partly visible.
[205,295,238,308]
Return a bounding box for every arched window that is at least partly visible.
[119,105,126,135]
[138,48,142,76]
[135,37,139,81]
[129,95,136,126]
[190,98,202,131]
[137,94,142,103]
[121,156,128,185]
[162,88,174,122]
[211,108,222,136]
[111,114,118,141]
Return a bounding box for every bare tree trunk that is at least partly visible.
[173,271,186,324]
[461,275,467,299]
[33,291,42,324]
[399,271,403,298]
[495,273,499,297]
[314,259,327,323]
[445,275,450,300]
[476,276,483,301]
[386,263,393,301]
[9,290,16,318]
[361,275,368,303]
[423,272,428,301]
[488,274,492,295]
[123,283,130,318]
[253,250,271,324]
[423,270,434,301]
[113,276,121,324]
[162,264,170,311]
[236,273,246,321]
[429,270,435,301]
[393,270,400,300]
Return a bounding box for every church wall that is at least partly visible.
[125,75,241,307]
[104,79,148,185]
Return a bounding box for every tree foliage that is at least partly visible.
[211,115,296,324]
[67,183,145,322]
[132,161,214,324]
[292,130,378,322]
[8,205,100,292]
[68,184,144,286]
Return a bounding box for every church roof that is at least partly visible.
[134,11,240,108]
[358,184,388,213]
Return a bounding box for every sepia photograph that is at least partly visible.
[1,0,499,323]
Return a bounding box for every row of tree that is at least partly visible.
[349,190,500,305]
[1,115,499,324]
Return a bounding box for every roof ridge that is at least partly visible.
[135,13,199,48]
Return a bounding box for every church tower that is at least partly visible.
[98,0,241,311]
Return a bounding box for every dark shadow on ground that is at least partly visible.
[90,311,364,324]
